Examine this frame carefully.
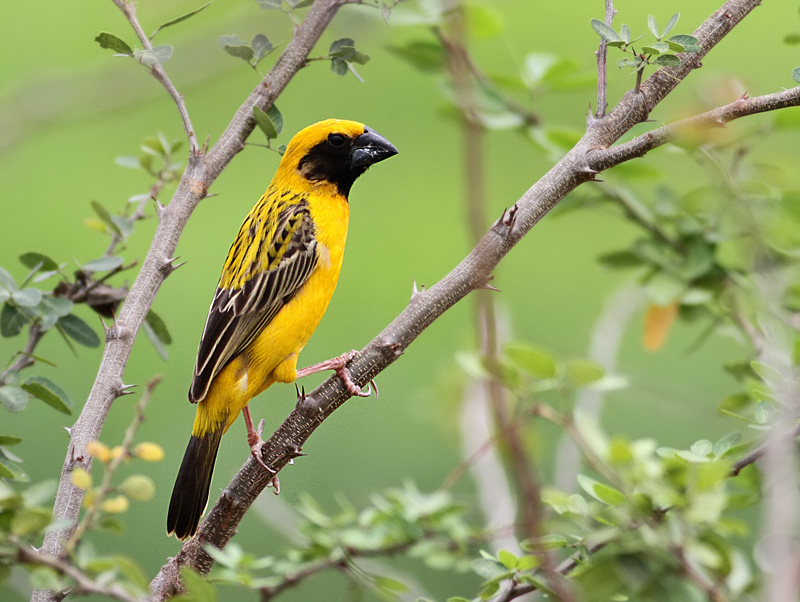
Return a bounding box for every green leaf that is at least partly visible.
[0,385,28,412]
[251,34,273,61]
[577,475,626,505]
[178,567,217,602]
[11,507,52,536]
[39,296,73,321]
[95,32,133,55]
[12,288,42,308]
[620,24,631,44]
[143,310,171,360]
[330,57,348,76]
[713,432,741,457]
[668,34,700,52]
[387,40,445,73]
[666,40,686,52]
[22,377,72,415]
[0,436,22,445]
[497,549,518,569]
[90,200,122,236]
[58,314,100,348]
[219,35,254,61]
[598,250,644,269]
[647,14,659,38]
[19,253,59,273]
[115,156,141,169]
[654,54,681,67]
[374,575,409,594]
[642,42,669,55]
[504,342,557,379]
[329,37,356,57]
[0,267,16,292]
[690,439,713,457]
[83,256,124,273]
[252,105,282,140]
[663,13,680,37]
[754,401,774,424]
[590,19,621,43]
[151,1,214,38]
[618,57,643,69]
[464,3,503,38]
[566,358,605,385]
[136,45,173,66]
[471,558,508,580]
[645,272,684,305]
[1,303,27,337]
[521,534,568,551]
[793,67,800,84]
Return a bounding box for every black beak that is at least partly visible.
[351,127,398,168]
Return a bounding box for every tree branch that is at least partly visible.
[35,2,349,601]
[17,544,141,602]
[593,0,616,119]
[111,0,198,152]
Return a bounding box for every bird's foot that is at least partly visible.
[247,418,276,475]
[296,349,378,398]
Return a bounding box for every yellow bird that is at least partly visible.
[167,119,397,539]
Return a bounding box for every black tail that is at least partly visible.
[167,430,223,539]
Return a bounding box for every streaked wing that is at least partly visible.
[189,200,318,402]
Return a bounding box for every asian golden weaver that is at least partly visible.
[167,119,397,539]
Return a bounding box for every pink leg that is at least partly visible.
[242,406,280,494]
[295,349,376,398]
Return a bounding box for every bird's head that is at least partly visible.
[274,119,398,198]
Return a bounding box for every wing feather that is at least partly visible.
[189,200,318,403]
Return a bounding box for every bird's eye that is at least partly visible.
[328,133,346,147]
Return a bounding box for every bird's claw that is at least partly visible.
[247,419,276,476]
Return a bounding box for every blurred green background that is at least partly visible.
[2,0,799,599]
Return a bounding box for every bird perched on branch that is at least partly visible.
[167,119,397,539]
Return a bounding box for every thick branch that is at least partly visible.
[36,2,348,600]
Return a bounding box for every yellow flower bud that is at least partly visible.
[100,495,129,514]
[120,474,156,501]
[86,440,111,463]
[134,442,165,462]
[70,467,92,490]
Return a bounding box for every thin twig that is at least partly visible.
[111,0,198,152]
[16,543,141,602]
[594,0,616,119]
[0,322,43,385]
[64,377,161,555]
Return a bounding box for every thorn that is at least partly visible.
[738,90,749,101]
[285,443,305,459]
[295,385,308,406]
[117,382,137,397]
[154,198,166,219]
[714,119,727,128]
[160,256,186,276]
[63,426,72,437]
[579,165,600,175]
[410,280,426,303]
